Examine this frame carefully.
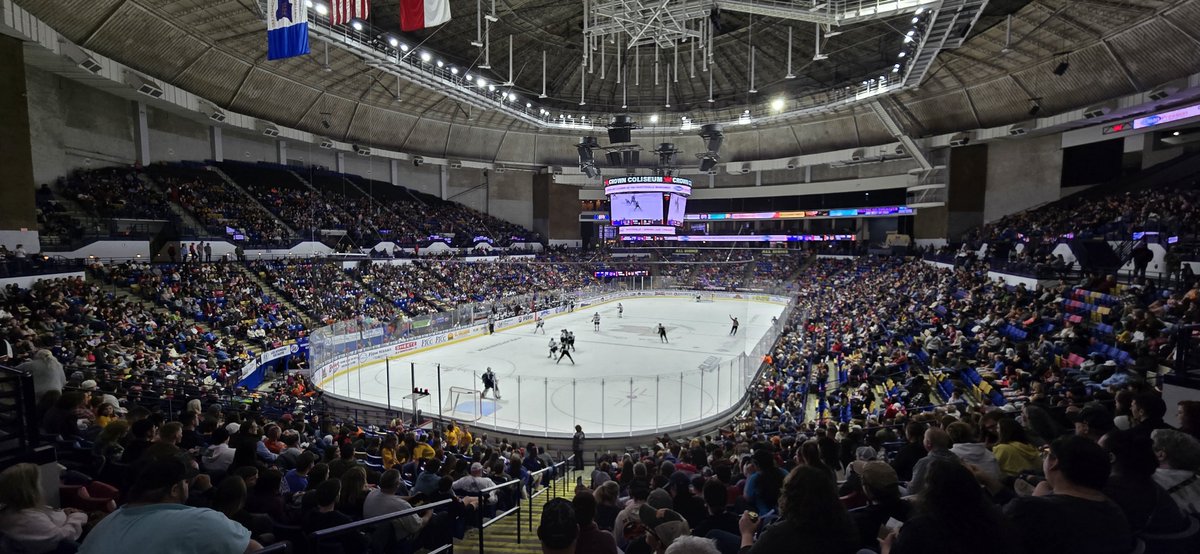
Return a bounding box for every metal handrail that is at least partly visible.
[253,541,291,554]
[309,498,454,539]
[468,477,524,552]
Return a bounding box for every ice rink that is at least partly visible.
[319,296,787,437]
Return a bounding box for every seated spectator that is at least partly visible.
[363,469,431,545]
[1150,429,1200,516]
[337,466,371,520]
[0,463,89,554]
[736,465,858,554]
[947,422,1002,482]
[573,490,618,554]
[993,418,1041,477]
[452,462,499,504]
[890,423,927,482]
[907,428,957,495]
[244,469,288,524]
[882,460,1012,554]
[1100,430,1192,537]
[743,449,787,517]
[593,480,623,532]
[1131,392,1173,440]
[538,497,579,554]
[665,536,722,554]
[301,479,367,553]
[1003,435,1133,554]
[202,428,236,474]
[283,452,316,496]
[847,460,911,552]
[693,478,739,539]
[79,459,259,553]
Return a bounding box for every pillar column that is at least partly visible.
[133,101,150,165]
[210,126,223,161]
[0,36,38,249]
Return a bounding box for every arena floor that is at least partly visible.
[320,296,786,437]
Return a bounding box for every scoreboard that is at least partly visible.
[604,176,692,235]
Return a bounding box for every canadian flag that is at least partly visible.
[400,0,452,31]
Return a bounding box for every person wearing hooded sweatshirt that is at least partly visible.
[947,422,1002,482]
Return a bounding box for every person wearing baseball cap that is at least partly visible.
[847,460,911,551]
[639,504,690,553]
[1069,404,1115,443]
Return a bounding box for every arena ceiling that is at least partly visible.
[14,0,1200,165]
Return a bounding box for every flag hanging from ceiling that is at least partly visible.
[267,0,310,60]
[400,0,452,32]
[330,0,371,26]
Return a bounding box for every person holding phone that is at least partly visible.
[879,460,1013,554]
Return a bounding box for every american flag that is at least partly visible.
[329,0,370,26]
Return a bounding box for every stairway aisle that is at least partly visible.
[453,472,582,554]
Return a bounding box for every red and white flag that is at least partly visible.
[400,0,452,31]
[329,0,370,26]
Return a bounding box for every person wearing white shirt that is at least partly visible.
[363,470,430,543]
[202,428,236,473]
[452,463,499,504]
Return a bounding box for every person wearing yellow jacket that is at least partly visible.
[993,418,1043,477]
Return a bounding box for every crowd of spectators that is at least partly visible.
[93,262,308,349]
[55,168,172,221]
[251,260,397,325]
[149,165,291,248]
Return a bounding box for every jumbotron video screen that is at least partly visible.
[605,176,692,235]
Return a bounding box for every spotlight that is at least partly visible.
[350,20,364,31]
[476,77,486,87]
[526,102,531,108]
[898,51,906,58]
[649,114,659,124]
[771,97,785,112]
[420,51,432,62]
[1053,60,1070,76]
[488,84,496,92]
[387,36,399,47]
[400,44,410,52]
[450,67,459,75]
[1173,131,1181,136]
[436,60,444,68]
[507,92,516,101]
[314,3,329,16]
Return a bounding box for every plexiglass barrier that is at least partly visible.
[309,284,797,438]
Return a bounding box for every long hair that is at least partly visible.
[996,418,1031,445]
[751,449,784,509]
[0,463,43,512]
[340,466,368,506]
[778,466,856,544]
[916,459,1008,554]
[212,475,247,517]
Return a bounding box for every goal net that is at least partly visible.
[443,386,484,421]
[695,293,717,303]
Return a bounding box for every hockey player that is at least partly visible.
[618,303,624,318]
[548,338,559,359]
[729,316,740,336]
[592,312,601,331]
[482,367,500,399]
[567,331,577,352]
[657,323,668,343]
[535,316,546,334]
[556,343,575,364]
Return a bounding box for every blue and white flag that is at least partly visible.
[267,0,310,60]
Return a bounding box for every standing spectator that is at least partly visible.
[1003,436,1132,554]
[1131,241,1153,281]
[573,425,586,471]
[79,459,260,553]
[0,463,88,553]
[19,350,65,398]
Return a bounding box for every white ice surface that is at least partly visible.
[321,296,785,437]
